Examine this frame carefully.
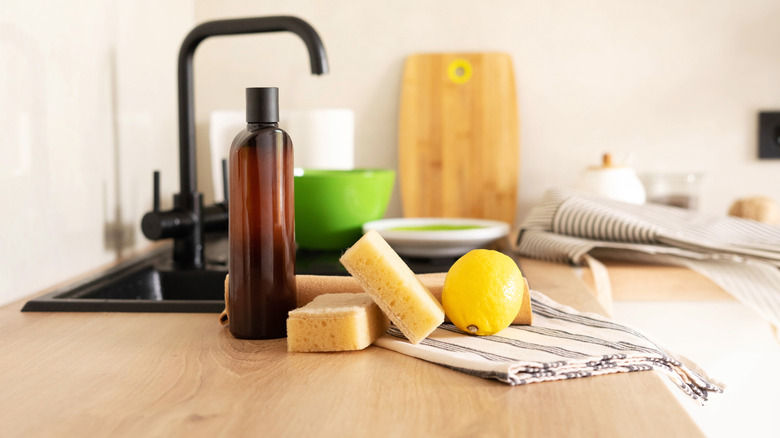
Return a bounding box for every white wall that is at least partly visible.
[0,0,192,305]
[193,0,780,219]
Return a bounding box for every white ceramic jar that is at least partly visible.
[574,154,646,204]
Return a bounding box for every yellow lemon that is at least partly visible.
[442,249,524,336]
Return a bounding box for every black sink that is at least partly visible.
[22,243,229,313]
[22,234,458,313]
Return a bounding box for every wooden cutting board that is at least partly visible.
[399,52,520,224]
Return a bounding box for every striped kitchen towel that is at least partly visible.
[375,289,723,403]
[517,189,780,329]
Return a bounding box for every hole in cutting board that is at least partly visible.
[447,59,473,84]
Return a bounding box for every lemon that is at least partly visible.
[442,249,524,336]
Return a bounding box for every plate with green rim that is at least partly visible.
[362,218,510,258]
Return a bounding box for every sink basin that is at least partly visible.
[22,244,228,313]
[22,234,458,313]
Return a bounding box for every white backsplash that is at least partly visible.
[193,0,780,220]
[0,0,193,305]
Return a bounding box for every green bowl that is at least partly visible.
[294,169,395,250]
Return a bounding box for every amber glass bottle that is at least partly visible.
[228,87,296,339]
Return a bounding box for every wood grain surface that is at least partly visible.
[399,52,520,224]
[580,261,733,302]
[0,257,703,437]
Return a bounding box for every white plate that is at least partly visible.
[362,218,510,258]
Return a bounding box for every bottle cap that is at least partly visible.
[246,87,279,123]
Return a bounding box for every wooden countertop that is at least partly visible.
[0,256,703,437]
[591,261,733,302]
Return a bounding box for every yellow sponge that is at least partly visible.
[287,293,390,352]
[340,230,445,344]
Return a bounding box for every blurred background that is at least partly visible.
[3,0,780,305]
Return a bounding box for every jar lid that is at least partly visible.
[587,153,630,171]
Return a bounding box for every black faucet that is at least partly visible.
[141,16,329,269]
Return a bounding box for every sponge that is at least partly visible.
[287,293,390,352]
[340,230,445,344]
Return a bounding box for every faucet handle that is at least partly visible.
[142,170,195,241]
[153,170,161,212]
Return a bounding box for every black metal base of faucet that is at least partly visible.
[171,191,203,269]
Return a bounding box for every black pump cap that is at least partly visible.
[246,87,279,123]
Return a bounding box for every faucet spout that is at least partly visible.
[177,15,329,196]
[142,16,329,269]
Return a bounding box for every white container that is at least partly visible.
[574,154,646,204]
[279,109,354,170]
[209,108,355,202]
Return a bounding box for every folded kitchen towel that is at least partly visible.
[375,290,723,403]
[516,189,780,329]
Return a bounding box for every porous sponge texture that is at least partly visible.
[340,230,445,344]
[287,293,390,352]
